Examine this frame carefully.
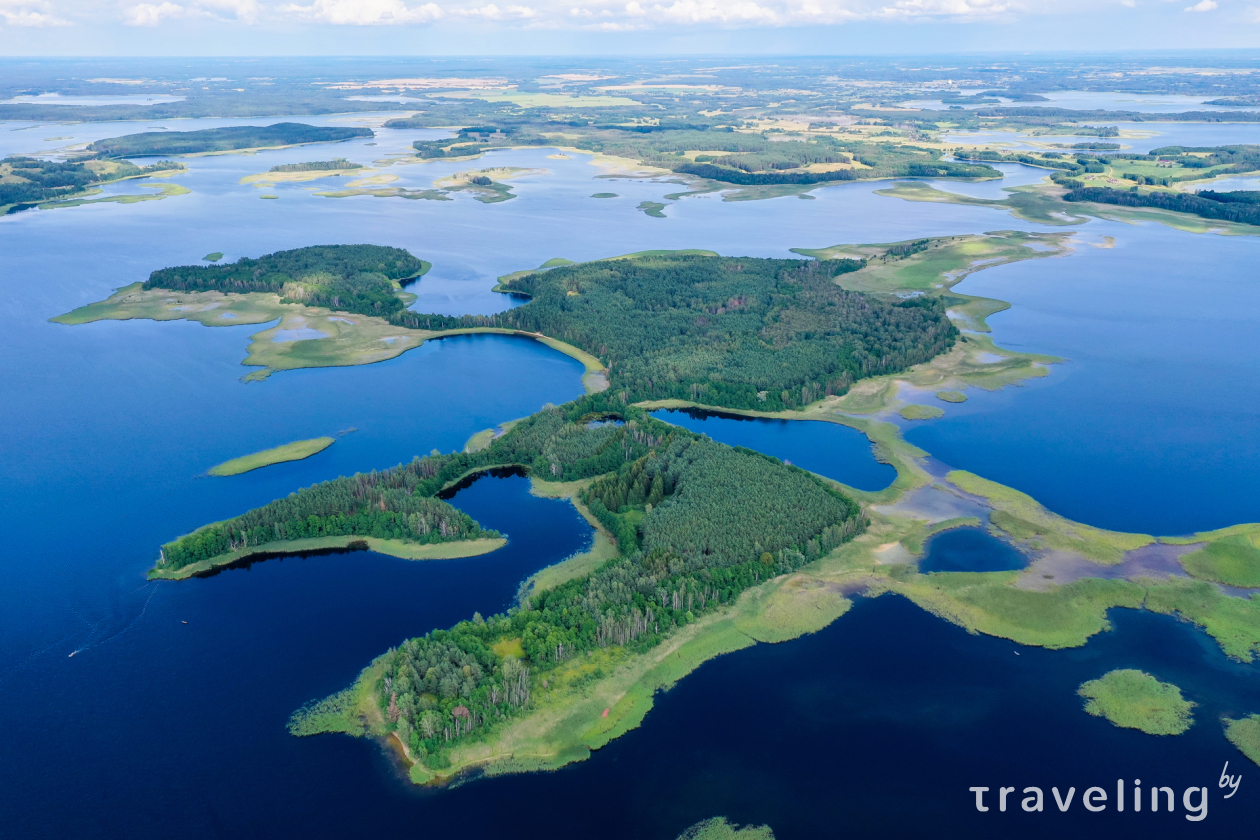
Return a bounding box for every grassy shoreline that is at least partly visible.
[208,437,335,476]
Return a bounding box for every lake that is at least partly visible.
[3,110,1260,836]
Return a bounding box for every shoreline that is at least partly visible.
[148,535,507,580]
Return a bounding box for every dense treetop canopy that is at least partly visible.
[399,254,957,411]
[88,123,372,157]
[184,393,864,765]
[144,245,429,318]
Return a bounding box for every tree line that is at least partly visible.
[144,244,428,318]
[87,123,372,157]
[1,156,182,210]
[393,254,958,411]
[1064,187,1260,227]
[278,393,866,767]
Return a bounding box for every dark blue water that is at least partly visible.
[920,526,1028,573]
[13,589,1253,838]
[654,408,896,492]
[5,108,1260,837]
[0,472,594,838]
[907,222,1260,535]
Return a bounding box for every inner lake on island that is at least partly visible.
[3,113,1259,836]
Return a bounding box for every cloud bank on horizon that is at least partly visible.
[0,0,1245,31]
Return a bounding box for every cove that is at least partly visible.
[653,408,895,492]
[919,526,1027,573]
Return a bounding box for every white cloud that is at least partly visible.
[1119,0,1135,7]
[199,0,262,22]
[1184,0,1215,8]
[0,7,71,24]
[877,0,1011,17]
[124,1,185,24]
[123,0,260,24]
[281,0,443,23]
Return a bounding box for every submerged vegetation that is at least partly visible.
[1077,669,1195,736]
[87,123,372,157]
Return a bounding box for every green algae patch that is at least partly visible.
[936,390,967,403]
[1224,715,1260,767]
[1180,534,1260,588]
[678,817,775,840]
[208,436,335,476]
[899,404,944,420]
[591,192,618,198]
[1078,669,1194,735]
[948,469,1153,564]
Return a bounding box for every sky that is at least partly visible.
[0,0,1258,55]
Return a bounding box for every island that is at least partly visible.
[153,452,509,579]
[208,436,336,476]
[1077,669,1195,735]
[87,123,372,157]
[1,155,185,214]
[268,158,363,173]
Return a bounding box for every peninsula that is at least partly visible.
[1,156,185,214]
[141,236,1260,780]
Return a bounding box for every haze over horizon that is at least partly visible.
[2,0,1260,56]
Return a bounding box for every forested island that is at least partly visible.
[87,123,372,157]
[144,245,429,318]
[268,158,363,173]
[0,156,184,213]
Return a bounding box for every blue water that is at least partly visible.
[943,123,1260,154]
[919,526,1027,573]
[907,221,1260,535]
[4,106,1260,837]
[654,408,895,492]
[912,90,1260,113]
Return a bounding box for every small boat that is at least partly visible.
[181,620,188,625]
[68,651,76,658]
[1013,651,1020,656]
